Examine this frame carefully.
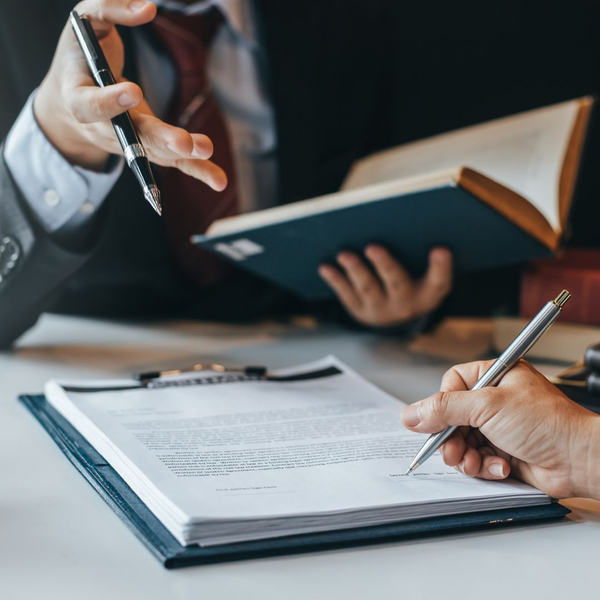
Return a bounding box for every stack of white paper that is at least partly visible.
[45,356,549,547]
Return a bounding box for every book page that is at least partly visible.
[45,357,547,546]
[343,100,581,231]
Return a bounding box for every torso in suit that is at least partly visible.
[1,0,599,347]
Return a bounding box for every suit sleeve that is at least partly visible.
[0,152,103,348]
[4,91,123,235]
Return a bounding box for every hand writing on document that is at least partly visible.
[34,0,226,190]
[402,360,600,499]
[319,246,452,327]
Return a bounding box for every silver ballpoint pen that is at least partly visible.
[405,289,571,474]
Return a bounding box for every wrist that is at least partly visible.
[572,414,600,499]
[33,81,110,171]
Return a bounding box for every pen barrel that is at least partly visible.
[414,426,458,467]
[496,301,561,369]
[129,156,158,192]
[93,68,144,155]
[95,68,116,88]
[471,301,560,392]
[111,111,143,153]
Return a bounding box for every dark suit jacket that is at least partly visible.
[1,0,599,347]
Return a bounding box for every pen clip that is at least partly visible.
[134,364,268,383]
[69,11,110,75]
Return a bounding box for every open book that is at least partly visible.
[44,356,550,547]
[193,98,592,300]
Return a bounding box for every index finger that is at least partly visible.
[440,359,497,392]
[364,244,413,298]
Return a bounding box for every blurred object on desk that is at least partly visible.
[408,318,493,362]
[549,342,600,413]
[493,317,600,363]
[521,249,600,326]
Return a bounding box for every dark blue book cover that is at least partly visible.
[193,181,552,301]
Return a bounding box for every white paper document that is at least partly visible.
[45,356,549,546]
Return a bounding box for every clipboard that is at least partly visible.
[20,394,570,569]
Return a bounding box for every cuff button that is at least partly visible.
[80,200,96,215]
[43,188,61,207]
[0,236,21,281]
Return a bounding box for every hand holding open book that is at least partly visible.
[194,98,592,301]
[318,245,453,327]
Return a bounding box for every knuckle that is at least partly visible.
[393,306,415,321]
[357,282,375,297]
[95,1,109,22]
[355,308,383,327]
[471,391,497,428]
[89,96,104,119]
[327,272,343,285]
[376,258,394,272]
[430,391,450,420]
[439,282,452,297]
[68,100,85,123]
[367,294,385,309]
[442,365,457,381]
[431,278,451,296]
[387,278,408,294]
[367,312,386,326]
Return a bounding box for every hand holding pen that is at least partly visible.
[406,291,572,474]
[400,291,600,500]
[70,10,161,213]
[33,1,226,207]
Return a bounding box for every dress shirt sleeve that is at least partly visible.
[3,90,124,234]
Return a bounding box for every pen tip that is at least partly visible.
[405,461,420,475]
[144,186,162,215]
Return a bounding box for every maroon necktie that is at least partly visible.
[151,9,239,289]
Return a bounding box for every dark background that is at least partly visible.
[0,0,598,321]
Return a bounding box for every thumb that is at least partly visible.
[401,389,499,434]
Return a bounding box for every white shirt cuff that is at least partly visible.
[3,90,124,234]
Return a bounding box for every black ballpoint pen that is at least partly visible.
[70,10,161,215]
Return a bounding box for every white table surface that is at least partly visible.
[1,314,598,600]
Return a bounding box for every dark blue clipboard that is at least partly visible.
[20,394,570,569]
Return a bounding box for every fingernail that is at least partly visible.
[118,92,136,107]
[402,403,421,427]
[213,176,227,192]
[489,463,505,477]
[432,248,450,262]
[129,1,148,11]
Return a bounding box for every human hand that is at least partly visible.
[318,245,452,327]
[401,360,600,499]
[34,0,226,190]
